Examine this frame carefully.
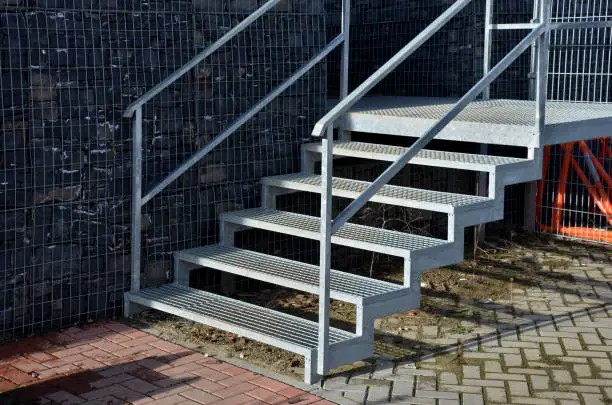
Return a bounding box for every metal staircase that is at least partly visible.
[122,0,612,384]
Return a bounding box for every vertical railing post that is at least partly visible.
[535,0,552,134]
[317,126,333,375]
[131,107,143,293]
[339,0,351,141]
[483,0,494,99]
[528,0,541,100]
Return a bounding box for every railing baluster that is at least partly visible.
[535,0,552,135]
[483,0,494,99]
[131,107,143,293]
[318,126,334,375]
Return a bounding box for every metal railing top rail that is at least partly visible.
[123,0,284,118]
[311,0,473,138]
[322,12,612,234]
[140,33,345,205]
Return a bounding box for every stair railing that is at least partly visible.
[124,0,350,325]
[313,0,612,375]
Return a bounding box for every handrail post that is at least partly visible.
[317,126,333,375]
[339,0,351,141]
[131,107,143,293]
[483,0,494,99]
[535,0,551,135]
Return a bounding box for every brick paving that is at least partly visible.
[0,321,328,405]
[313,246,612,405]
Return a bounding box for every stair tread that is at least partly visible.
[129,284,355,350]
[303,141,529,168]
[177,245,405,303]
[264,173,491,209]
[222,208,450,254]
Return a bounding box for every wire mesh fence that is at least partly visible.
[536,0,612,244]
[0,0,327,338]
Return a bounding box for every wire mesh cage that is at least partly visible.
[536,0,612,244]
[0,0,327,338]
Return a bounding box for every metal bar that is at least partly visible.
[317,127,333,375]
[483,0,494,98]
[551,21,612,30]
[311,0,473,137]
[338,0,351,142]
[123,0,283,118]
[340,0,350,100]
[490,23,541,30]
[331,24,547,233]
[528,0,540,100]
[535,0,552,134]
[141,34,345,205]
[130,107,143,293]
[490,21,612,30]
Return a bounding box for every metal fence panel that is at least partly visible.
[0,0,327,338]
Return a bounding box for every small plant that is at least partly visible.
[452,324,473,334]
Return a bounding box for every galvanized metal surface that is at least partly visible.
[121,0,612,385]
[175,245,406,304]
[221,208,451,255]
[263,173,494,213]
[311,0,474,138]
[127,284,355,349]
[302,141,531,169]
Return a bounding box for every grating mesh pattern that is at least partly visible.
[304,141,529,167]
[136,284,354,348]
[265,173,491,207]
[179,245,403,299]
[348,97,612,127]
[224,208,449,252]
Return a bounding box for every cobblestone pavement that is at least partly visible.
[0,321,328,405]
[313,245,612,405]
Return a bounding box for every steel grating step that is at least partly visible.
[126,284,356,354]
[263,173,494,214]
[176,245,408,305]
[303,141,530,172]
[221,208,451,258]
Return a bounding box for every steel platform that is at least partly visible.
[337,97,612,147]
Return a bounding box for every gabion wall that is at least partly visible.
[0,0,326,337]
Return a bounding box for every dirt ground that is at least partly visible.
[134,232,610,383]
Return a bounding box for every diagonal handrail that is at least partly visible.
[330,24,547,233]
[141,33,345,205]
[311,0,473,138]
[123,0,283,118]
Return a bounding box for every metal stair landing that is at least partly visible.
[338,96,612,147]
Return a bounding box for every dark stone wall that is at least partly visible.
[325,0,533,99]
[0,0,326,336]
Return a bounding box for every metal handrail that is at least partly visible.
[319,6,612,235]
[126,0,352,379]
[123,0,283,118]
[311,0,473,138]
[330,24,547,233]
[140,33,345,206]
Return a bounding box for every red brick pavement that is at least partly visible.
[0,321,332,405]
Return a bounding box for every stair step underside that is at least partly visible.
[263,173,495,214]
[221,208,453,260]
[176,245,408,305]
[127,284,356,355]
[302,141,530,173]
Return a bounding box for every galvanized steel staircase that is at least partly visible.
[123,0,612,384]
